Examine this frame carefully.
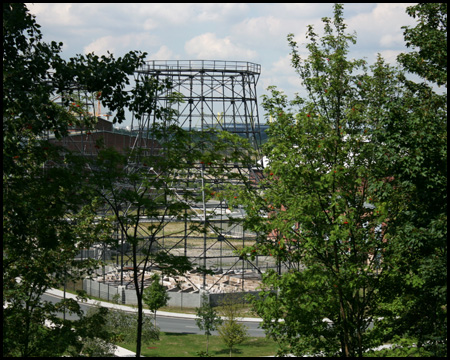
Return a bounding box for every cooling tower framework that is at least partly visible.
[50,60,278,292]
[127,60,272,291]
[133,60,262,142]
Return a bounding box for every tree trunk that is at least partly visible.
[339,299,350,356]
[23,302,31,357]
[136,296,143,358]
[133,243,142,358]
[333,241,350,357]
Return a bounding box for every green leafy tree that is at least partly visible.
[397,3,447,87]
[371,3,447,356]
[3,3,256,358]
[84,305,159,352]
[217,293,248,357]
[89,112,252,356]
[195,293,223,355]
[219,321,248,358]
[3,3,147,356]
[88,124,208,357]
[70,306,117,357]
[227,3,445,357]
[143,273,170,327]
[79,338,117,357]
[370,78,447,356]
[88,144,181,358]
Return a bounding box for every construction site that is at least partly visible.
[52,60,279,299]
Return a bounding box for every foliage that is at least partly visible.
[366,336,435,357]
[105,308,159,345]
[235,4,389,356]
[3,3,199,357]
[372,3,447,356]
[369,80,447,356]
[217,293,249,357]
[78,337,117,357]
[397,3,447,87]
[89,114,253,356]
[230,3,446,357]
[195,293,223,354]
[219,321,249,357]
[3,3,148,356]
[85,305,159,348]
[143,273,170,327]
[87,126,195,357]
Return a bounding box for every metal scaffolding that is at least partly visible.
[133,60,262,143]
[127,60,271,291]
[50,60,276,292]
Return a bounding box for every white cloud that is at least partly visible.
[379,33,404,48]
[137,3,189,25]
[143,18,158,31]
[195,3,250,22]
[259,3,333,20]
[84,36,115,56]
[347,3,415,50]
[232,16,284,43]
[26,3,83,26]
[83,33,158,56]
[376,50,403,65]
[259,55,305,99]
[131,3,249,27]
[270,55,295,76]
[148,45,178,60]
[185,33,257,60]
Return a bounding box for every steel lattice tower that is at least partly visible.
[50,60,274,292]
[130,60,268,290]
[133,60,262,144]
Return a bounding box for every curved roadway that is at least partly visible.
[42,289,266,337]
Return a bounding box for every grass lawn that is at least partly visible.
[118,332,279,357]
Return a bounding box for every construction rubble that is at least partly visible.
[93,265,262,294]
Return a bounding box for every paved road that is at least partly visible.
[42,290,266,337]
[41,289,394,357]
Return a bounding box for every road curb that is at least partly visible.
[45,288,263,322]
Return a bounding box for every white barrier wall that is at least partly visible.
[83,278,261,308]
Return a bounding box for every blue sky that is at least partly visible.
[26,3,417,126]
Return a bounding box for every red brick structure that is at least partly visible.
[49,117,160,156]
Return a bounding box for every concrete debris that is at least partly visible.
[95,265,262,293]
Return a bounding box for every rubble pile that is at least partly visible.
[94,266,262,293]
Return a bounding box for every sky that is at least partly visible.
[26,3,418,126]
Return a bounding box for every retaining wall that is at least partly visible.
[83,278,260,308]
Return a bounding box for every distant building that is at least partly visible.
[49,117,160,157]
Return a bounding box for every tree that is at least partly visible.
[83,305,159,354]
[3,3,147,356]
[88,143,187,358]
[397,3,447,87]
[72,306,118,357]
[88,124,214,357]
[89,115,250,356]
[143,273,170,328]
[3,3,255,357]
[371,3,447,356]
[79,338,117,357]
[228,3,445,357]
[89,136,189,357]
[217,293,248,357]
[195,293,223,355]
[370,77,447,357]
